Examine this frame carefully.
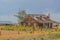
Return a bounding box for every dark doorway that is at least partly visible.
[38,23,43,28]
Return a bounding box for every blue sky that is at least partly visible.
[0,0,60,23]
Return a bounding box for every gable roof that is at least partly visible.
[21,14,56,23]
[32,16,53,23]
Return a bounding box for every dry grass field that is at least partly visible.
[0,25,60,40]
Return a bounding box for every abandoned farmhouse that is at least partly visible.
[21,14,58,28]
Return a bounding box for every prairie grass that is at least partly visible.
[0,25,60,40]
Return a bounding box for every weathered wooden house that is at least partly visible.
[21,14,58,28]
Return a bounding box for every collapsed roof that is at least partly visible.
[21,14,57,23]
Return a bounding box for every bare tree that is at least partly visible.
[15,10,27,24]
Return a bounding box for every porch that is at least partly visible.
[37,23,53,28]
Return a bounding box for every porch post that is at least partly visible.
[51,23,53,28]
[43,23,45,28]
[49,23,51,28]
[49,23,52,28]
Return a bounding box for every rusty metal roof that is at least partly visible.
[21,14,55,23]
